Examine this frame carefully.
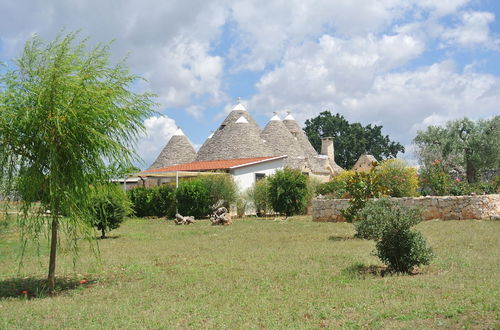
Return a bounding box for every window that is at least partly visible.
[255,173,266,181]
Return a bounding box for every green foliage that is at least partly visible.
[341,171,383,223]
[375,159,419,197]
[354,198,433,273]
[0,32,155,289]
[127,187,152,217]
[414,116,500,183]
[199,174,237,209]
[354,198,421,240]
[304,111,404,169]
[90,184,131,238]
[175,178,211,219]
[248,178,273,216]
[376,228,434,274]
[127,185,176,218]
[149,185,176,218]
[316,170,356,198]
[267,168,309,217]
[419,160,451,196]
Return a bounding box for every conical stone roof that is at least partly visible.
[149,129,197,170]
[196,115,273,161]
[261,114,305,159]
[219,103,261,130]
[283,113,318,158]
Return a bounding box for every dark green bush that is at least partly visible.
[354,198,433,273]
[149,185,176,218]
[127,187,152,217]
[376,229,434,273]
[175,178,211,218]
[90,184,131,238]
[267,168,309,217]
[354,198,421,240]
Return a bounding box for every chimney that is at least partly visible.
[321,137,334,162]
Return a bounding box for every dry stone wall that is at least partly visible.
[313,194,500,222]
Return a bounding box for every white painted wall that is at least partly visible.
[230,158,284,192]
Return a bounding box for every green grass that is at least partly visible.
[0,217,499,328]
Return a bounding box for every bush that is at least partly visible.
[127,187,152,217]
[149,185,176,218]
[90,184,131,238]
[419,160,451,196]
[354,198,421,240]
[375,159,419,197]
[316,170,356,198]
[376,229,434,274]
[267,168,309,217]
[199,174,237,209]
[341,170,383,223]
[175,178,211,218]
[248,179,273,216]
[354,198,433,273]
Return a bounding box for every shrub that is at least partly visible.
[376,229,434,274]
[199,174,237,209]
[355,198,434,273]
[375,159,419,197]
[149,185,176,218]
[354,198,421,240]
[419,160,451,196]
[316,170,356,198]
[341,170,383,223]
[90,184,131,238]
[248,178,273,216]
[127,187,152,217]
[175,178,211,218]
[267,168,309,218]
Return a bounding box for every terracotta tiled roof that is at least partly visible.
[142,156,286,173]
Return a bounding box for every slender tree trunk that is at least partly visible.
[48,217,58,292]
[465,149,476,183]
[101,228,106,239]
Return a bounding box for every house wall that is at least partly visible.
[230,158,285,192]
[312,194,500,222]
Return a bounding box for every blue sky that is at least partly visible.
[1,0,499,169]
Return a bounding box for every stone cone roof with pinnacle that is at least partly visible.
[283,113,318,158]
[196,114,273,161]
[261,114,306,167]
[148,129,197,170]
[196,103,269,161]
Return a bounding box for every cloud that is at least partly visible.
[441,11,499,49]
[135,116,178,169]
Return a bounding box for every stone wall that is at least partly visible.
[312,194,500,222]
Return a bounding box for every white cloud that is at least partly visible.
[135,116,178,169]
[441,11,499,48]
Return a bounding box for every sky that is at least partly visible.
[1,0,499,169]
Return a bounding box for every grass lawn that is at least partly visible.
[0,216,499,328]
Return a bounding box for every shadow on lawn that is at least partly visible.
[0,276,94,299]
[328,235,358,241]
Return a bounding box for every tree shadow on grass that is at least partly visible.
[328,235,358,241]
[0,276,95,300]
[96,235,121,240]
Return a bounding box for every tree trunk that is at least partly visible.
[101,228,106,239]
[465,149,477,183]
[47,217,58,292]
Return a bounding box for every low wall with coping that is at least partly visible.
[312,194,500,222]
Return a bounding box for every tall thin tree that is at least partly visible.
[0,32,156,291]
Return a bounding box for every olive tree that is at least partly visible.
[0,32,155,291]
